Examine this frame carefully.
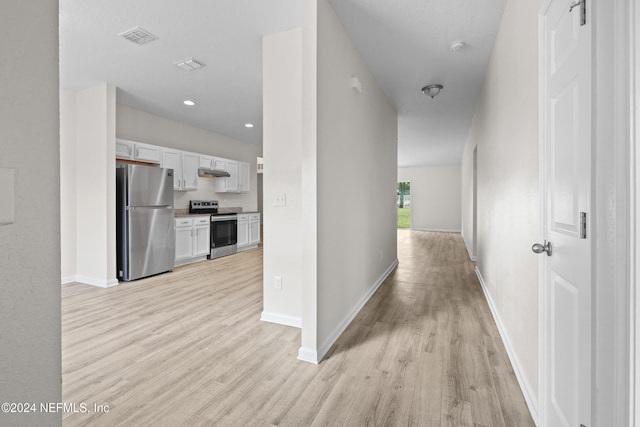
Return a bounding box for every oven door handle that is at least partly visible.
[210,216,237,222]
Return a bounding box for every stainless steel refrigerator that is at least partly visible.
[116,164,175,281]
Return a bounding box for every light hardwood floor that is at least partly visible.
[62,230,534,426]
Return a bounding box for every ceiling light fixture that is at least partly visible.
[421,84,444,99]
[244,123,254,128]
[183,100,196,106]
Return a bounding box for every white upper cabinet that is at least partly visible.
[213,157,226,170]
[181,152,199,191]
[116,139,134,159]
[214,159,238,193]
[214,159,251,193]
[238,161,250,193]
[116,139,161,164]
[162,149,198,191]
[199,155,213,169]
[115,139,252,194]
[134,142,162,164]
[162,149,182,190]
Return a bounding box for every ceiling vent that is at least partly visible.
[118,27,159,45]
[175,58,207,71]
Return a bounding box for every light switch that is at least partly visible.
[0,168,15,225]
[273,193,286,207]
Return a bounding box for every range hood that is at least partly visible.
[197,167,230,178]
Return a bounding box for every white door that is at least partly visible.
[539,1,591,426]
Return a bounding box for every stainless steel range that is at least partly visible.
[189,200,238,259]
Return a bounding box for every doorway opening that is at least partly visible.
[397,181,411,229]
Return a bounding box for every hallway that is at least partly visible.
[62,230,534,426]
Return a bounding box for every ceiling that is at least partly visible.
[59,0,506,168]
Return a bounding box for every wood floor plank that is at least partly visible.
[62,230,534,426]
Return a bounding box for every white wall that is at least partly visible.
[262,28,303,327]
[116,104,260,212]
[298,0,398,361]
[461,146,476,258]
[460,0,539,415]
[300,0,320,356]
[397,166,461,232]
[73,84,118,287]
[0,1,61,425]
[60,89,77,281]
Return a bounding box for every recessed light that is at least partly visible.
[183,100,196,106]
[244,123,254,128]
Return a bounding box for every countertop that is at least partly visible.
[174,207,244,217]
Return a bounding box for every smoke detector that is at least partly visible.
[175,58,207,71]
[118,27,159,45]
[449,41,465,52]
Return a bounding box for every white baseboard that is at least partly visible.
[71,275,120,288]
[474,267,538,425]
[297,346,319,364]
[260,312,302,328]
[461,232,478,262]
[307,258,399,364]
[61,276,76,285]
[411,227,462,233]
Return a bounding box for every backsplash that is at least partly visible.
[172,176,257,212]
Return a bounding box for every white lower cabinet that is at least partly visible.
[237,215,250,248]
[175,219,194,261]
[238,212,260,251]
[175,217,210,265]
[249,213,260,246]
[193,222,210,257]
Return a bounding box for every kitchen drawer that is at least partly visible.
[249,213,260,221]
[194,217,210,225]
[237,214,249,221]
[175,218,194,227]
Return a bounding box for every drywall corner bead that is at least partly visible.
[350,76,362,94]
[0,168,15,225]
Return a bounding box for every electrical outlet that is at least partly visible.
[274,276,282,290]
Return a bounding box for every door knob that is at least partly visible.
[532,240,552,256]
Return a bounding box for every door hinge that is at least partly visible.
[570,0,587,26]
[580,212,587,239]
